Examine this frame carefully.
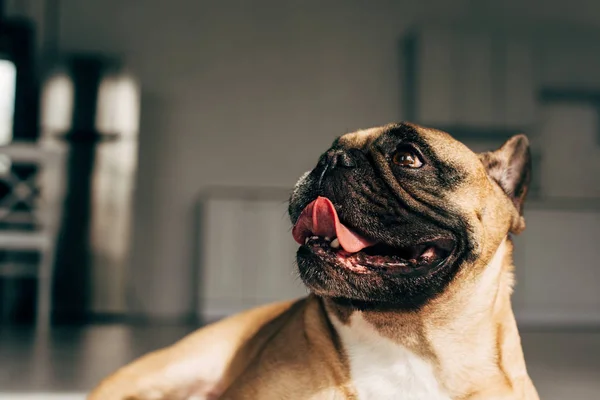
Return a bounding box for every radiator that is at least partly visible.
[511,206,600,327]
[197,188,307,320]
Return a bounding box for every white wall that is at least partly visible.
[14,0,600,319]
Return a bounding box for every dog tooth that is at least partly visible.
[331,238,340,249]
[305,237,310,245]
[324,236,331,241]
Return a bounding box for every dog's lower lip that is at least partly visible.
[302,236,455,275]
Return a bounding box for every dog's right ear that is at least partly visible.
[479,134,531,233]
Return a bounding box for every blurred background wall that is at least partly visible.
[3,0,599,323]
[56,0,431,320]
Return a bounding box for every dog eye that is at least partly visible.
[392,149,422,168]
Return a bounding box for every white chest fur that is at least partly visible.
[331,313,451,400]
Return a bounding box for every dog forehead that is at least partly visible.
[415,125,483,171]
[336,125,391,148]
[337,123,481,172]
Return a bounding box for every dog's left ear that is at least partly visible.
[479,134,531,234]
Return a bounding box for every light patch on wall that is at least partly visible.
[90,72,140,314]
[40,71,74,135]
[95,73,140,138]
[0,59,17,145]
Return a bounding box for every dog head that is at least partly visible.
[289,122,530,310]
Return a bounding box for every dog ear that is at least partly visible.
[479,134,531,233]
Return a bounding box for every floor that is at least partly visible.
[0,324,599,399]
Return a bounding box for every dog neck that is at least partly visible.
[324,238,534,399]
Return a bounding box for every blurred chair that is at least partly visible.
[0,142,65,329]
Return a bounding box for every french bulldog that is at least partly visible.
[89,122,539,399]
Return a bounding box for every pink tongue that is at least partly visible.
[292,197,376,253]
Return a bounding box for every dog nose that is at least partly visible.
[320,149,356,169]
